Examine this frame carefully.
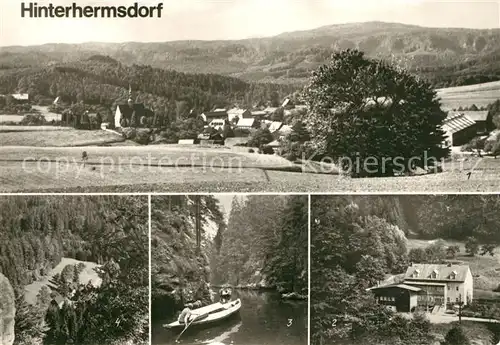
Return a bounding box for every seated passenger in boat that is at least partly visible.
[178,307,197,324]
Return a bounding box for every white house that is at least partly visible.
[403,263,473,308]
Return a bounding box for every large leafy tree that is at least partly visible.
[302,49,449,177]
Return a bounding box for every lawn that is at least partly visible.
[24,257,101,305]
[436,80,500,110]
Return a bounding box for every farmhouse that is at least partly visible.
[227,108,250,122]
[368,284,421,312]
[403,263,473,308]
[442,113,477,147]
[236,118,257,129]
[459,111,489,134]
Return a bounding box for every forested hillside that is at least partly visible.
[1,22,499,87]
[336,195,500,244]
[212,195,308,295]
[0,195,149,345]
[151,195,225,320]
[0,56,295,122]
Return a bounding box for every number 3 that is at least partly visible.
[287,319,293,327]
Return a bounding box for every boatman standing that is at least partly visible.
[219,287,232,304]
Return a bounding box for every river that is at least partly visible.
[152,290,307,345]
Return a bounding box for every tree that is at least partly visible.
[480,243,496,256]
[446,245,460,258]
[247,128,273,147]
[465,237,479,256]
[301,49,449,177]
[444,324,470,345]
[409,248,427,263]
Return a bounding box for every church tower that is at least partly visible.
[127,84,133,107]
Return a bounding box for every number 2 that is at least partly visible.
[332,319,337,327]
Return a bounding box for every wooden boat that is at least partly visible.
[164,299,241,329]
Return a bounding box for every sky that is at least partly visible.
[0,0,499,46]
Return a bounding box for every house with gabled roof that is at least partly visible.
[227,108,250,122]
[403,263,473,308]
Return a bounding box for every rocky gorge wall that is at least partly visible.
[0,272,15,345]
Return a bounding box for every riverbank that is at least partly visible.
[212,285,307,301]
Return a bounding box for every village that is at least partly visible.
[0,87,494,155]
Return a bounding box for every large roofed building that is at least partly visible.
[403,263,473,308]
[369,263,473,313]
[442,113,477,147]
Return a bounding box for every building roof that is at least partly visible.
[202,110,228,121]
[236,118,255,127]
[442,113,476,134]
[368,283,422,292]
[227,108,248,115]
[251,110,268,117]
[264,107,278,114]
[269,121,283,133]
[459,111,489,122]
[267,139,281,147]
[117,103,146,116]
[278,125,292,135]
[12,93,29,100]
[404,264,470,282]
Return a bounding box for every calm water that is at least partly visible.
[152,290,307,345]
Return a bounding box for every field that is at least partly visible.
[0,128,127,146]
[24,257,101,305]
[436,80,500,110]
[4,148,500,192]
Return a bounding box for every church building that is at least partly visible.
[114,86,153,129]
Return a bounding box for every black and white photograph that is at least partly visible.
[0,195,149,345]
[1,1,500,192]
[311,195,500,345]
[151,194,308,345]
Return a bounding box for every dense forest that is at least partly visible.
[151,194,308,322]
[334,195,500,244]
[0,56,296,124]
[311,195,500,345]
[1,22,499,88]
[0,196,149,345]
[211,195,308,295]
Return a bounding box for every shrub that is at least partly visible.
[247,128,273,147]
[461,137,486,152]
[20,114,46,126]
[248,149,255,153]
[261,145,275,155]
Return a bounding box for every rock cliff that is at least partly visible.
[0,272,15,345]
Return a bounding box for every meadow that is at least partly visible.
[24,257,101,305]
[0,128,127,146]
[436,80,500,110]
